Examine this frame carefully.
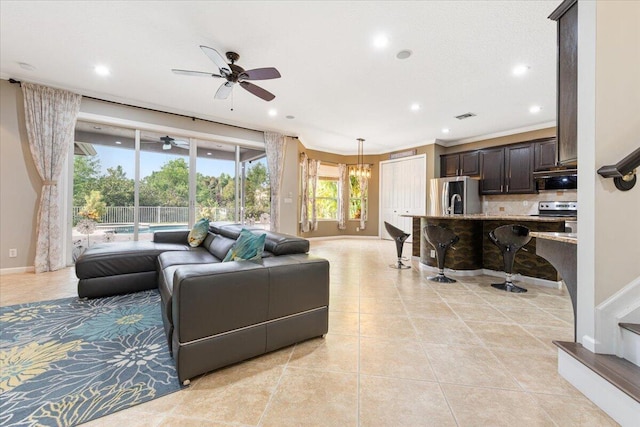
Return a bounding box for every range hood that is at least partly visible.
[533,167,578,179]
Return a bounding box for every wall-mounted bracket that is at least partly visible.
[597,147,640,191]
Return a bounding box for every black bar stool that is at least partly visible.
[424,225,459,283]
[384,221,411,269]
[489,224,531,293]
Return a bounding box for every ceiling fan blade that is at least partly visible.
[239,81,276,101]
[173,140,190,149]
[200,45,231,75]
[239,67,281,81]
[172,69,222,78]
[215,82,234,100]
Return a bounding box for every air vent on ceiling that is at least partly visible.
[455,112,477,120]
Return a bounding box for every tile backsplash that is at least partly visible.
[482,190,577,215]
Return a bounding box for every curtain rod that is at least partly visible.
[7,78,299,139]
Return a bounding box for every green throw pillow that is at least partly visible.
[223,229,266,262]
[188,218,210,247]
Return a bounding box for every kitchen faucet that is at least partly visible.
[449,193,462,214]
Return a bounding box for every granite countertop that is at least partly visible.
[530,232,578,244]
[408,214,577,222]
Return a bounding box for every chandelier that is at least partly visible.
[350,138,371,178]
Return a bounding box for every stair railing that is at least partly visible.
[597,146,640,191]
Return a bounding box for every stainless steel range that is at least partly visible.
[533,201,577,233]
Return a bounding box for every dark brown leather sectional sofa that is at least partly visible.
[75,223,330,383]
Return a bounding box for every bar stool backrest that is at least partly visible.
[489,225,531,252]
[424,225,459,248]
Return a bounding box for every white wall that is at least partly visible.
[278,137,299,236]
[0,80,40,271]
[576,0,640,349]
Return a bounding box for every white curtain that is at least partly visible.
[308,159,320,231]
[264,132,287,232]
[337,163,348,230]
[359,174,369,230]
[22,82,82,273]
[299,152,310,233]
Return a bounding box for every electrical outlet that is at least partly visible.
[9,248,17,258]
[356,227,360,232]
[430,249,436,258]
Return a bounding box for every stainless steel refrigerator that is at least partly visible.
[428,176,482,216]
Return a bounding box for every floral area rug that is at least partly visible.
[0,290,181,426]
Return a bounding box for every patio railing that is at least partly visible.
[72,206,235,225]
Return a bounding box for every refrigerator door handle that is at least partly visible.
[442,181,450,214]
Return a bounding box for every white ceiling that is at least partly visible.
[0,1,560,155]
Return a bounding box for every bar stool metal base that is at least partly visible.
[390,258,412,269]
[428,272,456,283]
[491,281,527,293]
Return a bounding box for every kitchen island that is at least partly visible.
[410,214,575,282]
[530,231,578,337]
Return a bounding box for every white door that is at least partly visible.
[379,154,426,242]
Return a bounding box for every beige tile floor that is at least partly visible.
[0,238,618,426]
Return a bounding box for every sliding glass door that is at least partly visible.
[195,141,237,223]
[70,120,268,258]
[72,123,135,253]
[137,131,190,241]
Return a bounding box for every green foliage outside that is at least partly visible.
[309,179,338,219]
[306,175,368,220]
[73,155,270,222]
[79,190,106,221]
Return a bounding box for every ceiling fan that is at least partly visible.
[172,46,281,102]
[159,135,189,151]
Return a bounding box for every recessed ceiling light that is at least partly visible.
[529,105,542,113]
[114,141,122,145]
[410,103,421,111]
[373,34,389,49]
[396,50,412,60]
[268,109,277,117]
[286,115,295,120]
[18,62,36,71]
[94,65,110,76]
[442,128,450,134]
[207,152,212,156]
[512,64,530,76]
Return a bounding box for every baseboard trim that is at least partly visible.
[557,347,640,426]
[0,266,35,276]
[417,262,561,289]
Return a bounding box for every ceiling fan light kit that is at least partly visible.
[172,46,281,102]
[159,135,189,151]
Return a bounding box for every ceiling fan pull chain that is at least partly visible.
[230,90,234,112]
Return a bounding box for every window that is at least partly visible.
[310,164,339,220]
[349,175,368,220]
[71,121,269,254]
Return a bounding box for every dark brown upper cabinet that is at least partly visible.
[479,147,505,194]
[534,138,558,171]
[441,154,460,177]
[505,143,536,193]
[480,143,536,195]
[550,0,578,166]
[440,151,479,177]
